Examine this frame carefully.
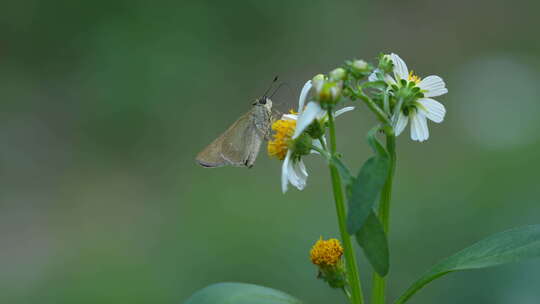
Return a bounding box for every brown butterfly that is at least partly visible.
[196,78,281,168]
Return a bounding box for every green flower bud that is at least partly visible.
[318,82,342,105]
[312,74,326,93]
[329,67,347,82]
[378,54,394,74]
[318,264,347,289]
[352,59,368,72]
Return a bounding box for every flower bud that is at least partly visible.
[312,74,325,93]
[329,67,347,82]
[352,59,368,72]
[318,83,343,106]
[330,82,343,99]
[310,237,347,289]
[378,54,394,74]
[311,74,342,105]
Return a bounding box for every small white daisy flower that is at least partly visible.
[372,53,448,142]
[268,80,354,193]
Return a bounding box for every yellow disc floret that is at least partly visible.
[310,237,344,267]
[267,111,297,160]
[408,70,421,84]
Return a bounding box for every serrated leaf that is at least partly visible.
[356,212,389,276]
[184,282,302,304]
[394,225,540,304]
[346,156,390,235]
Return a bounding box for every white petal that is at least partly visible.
[317,106,353,124]
[416,98,446,123]
[287,161,300,189]
[394,111,409,136]
[311,139,322,154]
[418,75,448,97]
[290,159,307,190]
[368,71,378,82]
[282,113,298,121]
[297,159,308,180]
[311,137,327,154]
[298,80,312,111]
[410,112,429,142]
[293,102,324,139]
[384,74,397,85]
[390,53,408,81]
[281,151,291,193]
[334,106,355,117]
[368,69,396,85]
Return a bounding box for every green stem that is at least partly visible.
[371,133,397,304]
[327,109,365,304]
[354,90,391,125]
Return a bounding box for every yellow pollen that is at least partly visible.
[267,110,297,160]
[310,237,344,267]
[408,70,421,84]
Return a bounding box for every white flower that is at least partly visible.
[280,80,354,193]
[374,53,448,142]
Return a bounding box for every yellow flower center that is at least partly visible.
[408,70,421,84]
[267,111,297,160]
[310,237,344,267]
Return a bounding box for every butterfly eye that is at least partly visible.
[259,98,267,105]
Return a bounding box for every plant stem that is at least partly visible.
[354,90,391,125]
[371,133,397,304]
[327,109,365,304]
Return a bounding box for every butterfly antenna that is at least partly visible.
[269,82,294,107]
[262,76,279,97]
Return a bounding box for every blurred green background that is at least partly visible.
[2,0,540,303]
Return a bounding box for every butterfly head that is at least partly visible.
[253,96,272,110]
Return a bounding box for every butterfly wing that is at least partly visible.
[196,112,263,168]
[221,116,264,168]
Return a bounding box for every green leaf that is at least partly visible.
[394,225,540,304]
[356,212,389,276]
[329,155,353,186]
[367,127,388,158]
[184,282,302,304]
[346,156,390,235]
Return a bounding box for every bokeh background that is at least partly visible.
[2,1,540,303]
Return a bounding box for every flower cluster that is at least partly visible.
[369,53,448,142]
[267,112,297,161]
[268,52,448,193]
[310,237,344,267]
[310,237,347,289]
[267,80,353,193]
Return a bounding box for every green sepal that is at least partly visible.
[317,261,347,289]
